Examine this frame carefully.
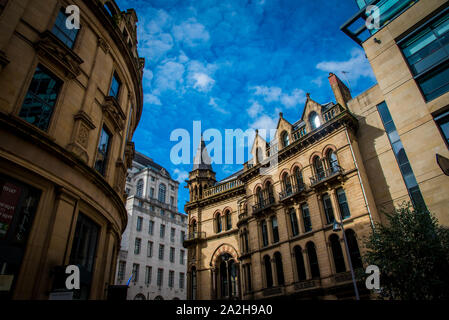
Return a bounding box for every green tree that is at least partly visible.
[363,203,449,300]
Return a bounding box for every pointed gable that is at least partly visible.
[250,130,268,165]
[300,93,326,134]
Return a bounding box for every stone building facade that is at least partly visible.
[184,74,380,300]
[0,0,144,299]
[114,152,188,300]
[184,0,449,300]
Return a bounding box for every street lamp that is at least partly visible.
[333,220,360,300]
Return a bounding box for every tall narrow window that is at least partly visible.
[160,224,165,238]
[225,211,232,230]
[283,173,292,194]
[294,167,304,187]
[330,234,346,273]
[118,261,126,280]
[306,242,320,278]
[150,187,154,198]
[170,247,175,263]
[148,220,154,235]
[289,208,299,237]
[145,266,152,284]
[346,229,363,269]
[157,268,163,287]
[132,264,139,283]
[52,9,79,48]
[336,188,351,219]
[281,131,290,147]
[261,220,269,247]
[216,213,222,233]
[181,231,185,244]
[179,272,185,289]
[274,252,284,285]
[109,72,121,99]
[158,244,164,260]
[322,194,335,224]
[147,241,153,257]
[377,101,426,209]
[294,246,307,281]
[264,255,273,288]
[314,157,325,180]
[170,228,175,242]
[19,65,62,131]
[136,179,144,197]
[158,184,166,203]
[271,216,279,243]
[180,250,185,265]
[134,238,141,255]
[301,203,312,232]
[94,126,112,176]
[169,270,174,288]
[309,112,321,130]
[327,150,339,173]
[190,267,197,299]
[136,216,143,231]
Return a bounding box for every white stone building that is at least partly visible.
[115,151,188,300]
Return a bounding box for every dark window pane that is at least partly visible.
[19,65,62,131]
[301,203,312,232]
[109,73,121,99]
[418,62,449,101]
[94,126,111,176]
[392,141,409,165]
[322,194,335,224]
[337,188,351,219]
[377,101,392,124]
[52,9,79,48]
[436,113,449,145]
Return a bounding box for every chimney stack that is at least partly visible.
[328,73,352,109]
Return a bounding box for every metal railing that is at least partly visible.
[203,179,243,198]
[310,165,343,186]
[184,231,206,241]
[279,182,306,201]
[252,189,276,214]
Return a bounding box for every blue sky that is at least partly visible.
[115,0,377,213]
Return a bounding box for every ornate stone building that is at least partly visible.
[0,0,144,299]
[184,0,449,300]
[115,152,188,300]
[184,73,380,300]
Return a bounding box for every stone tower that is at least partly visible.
[187,137,216,201]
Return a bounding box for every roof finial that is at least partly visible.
[306,93,310,99]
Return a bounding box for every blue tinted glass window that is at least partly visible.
[377,101,426,209]
[109,73,121,98]
[19,65,62,131]
[52,9,79,48]
[418,62,449,101]
[94,126,111,175]
[435,112,449,146]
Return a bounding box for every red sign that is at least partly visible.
[0,182,22,239]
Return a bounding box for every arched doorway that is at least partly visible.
[216,253,239,299]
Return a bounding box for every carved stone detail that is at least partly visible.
[34,31,84,79]
[98,37,110,54]
[114,159,127,195]
[102,96,126,132]
[67,111,96,163]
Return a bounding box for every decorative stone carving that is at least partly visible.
[34,31,84,79]
[114,159,127,195]
[98,37,110,54]
[67,111,96,163]
[102,96,126,132]
[124,141,135,168]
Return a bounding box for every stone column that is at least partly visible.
[304,248,312,280]
[291,250,298,282]
[271,257,278,287]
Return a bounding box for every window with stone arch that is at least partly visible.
[294,246,307,281]
[345,229,363,269]
[190,219,197,234]
[282,172,292,193]
[330,234,346,273]
[306,242,320,278]
[309,111,321,131]
[274,252,285,285]
[263,255,273,288]
[326,149,339,173]
[136,179,144,197]
[281,131,290,148]
[224,210,232,231]
[313,156,325,179]
[215,212,222,233]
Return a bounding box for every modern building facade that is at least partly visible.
[0,0,144,299]
[184,0,449,300]
[115,152,188,300]
[341,0,449,226]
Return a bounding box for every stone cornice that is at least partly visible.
[102,96,126,132]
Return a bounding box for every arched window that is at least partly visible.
[216,213,222,233]
[306,242,320,278]
[345,230,363,269]
[243,229,249,253]
[293,167,304,187]
[313,156,325,180]
[274,252,284,285]
[218,254,237,299]
[154,295,164,300]
[281,131,289,148]
[282,172,292,194]
[225,210,232,230]
[134,293,146,300]
[337,188,351,219]
[322,193,335,224]
[294,246,307,281]
[266,181,274,201]
[289,208,299,237]
[158,184,166,203]
[191,220,197,234]
[330,234,346,273]
[136,179,144,197]
[271,216,279,243]
[190,267,197,300]
[256,187,263,205]
[327,150,339,173]
[309,112,321,130]
[261,220,269,247]
[264,255,273,288]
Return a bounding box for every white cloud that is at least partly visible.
[251,86,305,108]
[209,97,228,114]
[173,169,189,184]
[172,18,210,47]
[192,73,215,92]
[144,93,162,105]
[312,77,323,87]
[250,114,277,133]
[316,48,375,85]
[247,100,263,118]
[153,60,185,92]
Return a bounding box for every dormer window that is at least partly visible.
[281,131,289,148]
[309,112,321,131]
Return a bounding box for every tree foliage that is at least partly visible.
[363,203,449,300]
